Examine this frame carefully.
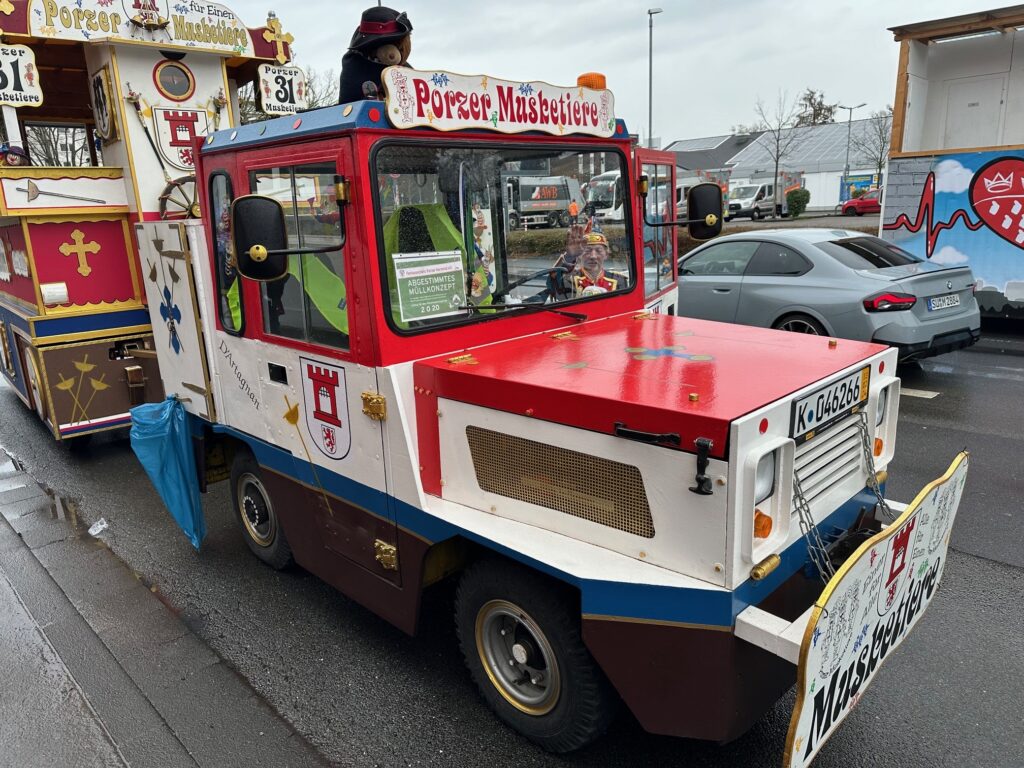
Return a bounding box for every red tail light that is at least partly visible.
[863,291,916,312]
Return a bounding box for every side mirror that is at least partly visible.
[686,183,723,241]
[231,195,289,281]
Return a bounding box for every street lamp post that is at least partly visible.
[647,8,663,149]
[838,102,866,203]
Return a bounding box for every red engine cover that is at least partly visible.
[412,312,885,494]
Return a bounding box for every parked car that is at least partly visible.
[677,229,981,360]
[842,188,883,216]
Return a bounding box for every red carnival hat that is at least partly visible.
[348,7,412,52]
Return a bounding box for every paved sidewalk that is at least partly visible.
[0,449,329,768]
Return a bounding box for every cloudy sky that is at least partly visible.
[234,0,989,142]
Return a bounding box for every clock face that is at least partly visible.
[155,61,195,101]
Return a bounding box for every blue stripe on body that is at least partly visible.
[203,420,876,628]
[33,309,151,339]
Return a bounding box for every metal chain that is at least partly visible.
[856,410,895,522]
[793,468,835,584]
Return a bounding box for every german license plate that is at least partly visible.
[783,452,969,768]
[790,367,870,445]
[927,293,960,311]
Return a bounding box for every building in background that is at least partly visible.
[880,5,1024,318]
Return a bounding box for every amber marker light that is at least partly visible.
[874,438,884,457]
[753,509,773,539]
[577,72,607,89]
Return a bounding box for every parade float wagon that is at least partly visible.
[133,67,968,764]
[0,0,303,439]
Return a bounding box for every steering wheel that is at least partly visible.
[491,266,570,302]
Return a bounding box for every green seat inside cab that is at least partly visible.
[383,203,466,327]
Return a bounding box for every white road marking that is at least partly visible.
[901,388,941,399]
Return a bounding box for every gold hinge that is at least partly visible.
[335,179,351,203]
[374,539,398,571]
[361,391,387,421]
[447,353,478,365]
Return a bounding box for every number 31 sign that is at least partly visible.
[0,45,43,109]
[257,63,308,116]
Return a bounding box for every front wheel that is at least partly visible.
[751,207,762,221]
[455,559,615,753]
[230,451,294,569]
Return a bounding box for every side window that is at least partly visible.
[746,242,811,276]
[209,172,242,333]
[681,241,757,276]
[0,320,14,376]
[250,164,348,350]
[641,161,675,298]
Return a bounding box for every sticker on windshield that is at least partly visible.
[394,250,467,322]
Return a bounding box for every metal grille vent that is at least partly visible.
[465,426,655,538]
[794,415,863,511]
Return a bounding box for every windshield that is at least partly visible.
[816,236,924,269]
[374,144,634,332]
[731,185,759,199]
[586,175,619,208]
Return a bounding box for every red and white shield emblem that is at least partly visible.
[877,517,917,614]
[300,357,350,460]
[152,107,210,171]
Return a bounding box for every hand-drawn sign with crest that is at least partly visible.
[152,107,209,171]
[300,357,351,460]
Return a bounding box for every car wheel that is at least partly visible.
[547,212,560,228]
[508,212,519,230]
[455,559,615,753]
[773,314,827,335]
[231,451,294,569]
[843,206,856,216]
[751,208,762,221]
[558,212,570,227]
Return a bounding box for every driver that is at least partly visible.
[571,231,624,295]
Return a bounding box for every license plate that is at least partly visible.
[928,293,960,311]
[784,452,969,768]
[790,367,870,445]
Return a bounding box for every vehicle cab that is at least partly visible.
[134,66,968,765]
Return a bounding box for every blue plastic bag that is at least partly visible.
[130,397,206,550]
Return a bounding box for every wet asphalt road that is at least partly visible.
[0,331,1022,767]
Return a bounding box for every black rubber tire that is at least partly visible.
[230,451,294,569]
[508,212,519,230]
[751,207,762,221]
[844,206,856,216]
[547,212,560,228]
[855,208,864,216]
[773,313,827,335]
[455,559,615,753]
[558,211,570,227]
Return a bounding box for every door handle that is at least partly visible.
[713,288,732,294]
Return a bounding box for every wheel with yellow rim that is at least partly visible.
[230,451,293,569]
[455,559,615,752]
[159,175,201,220]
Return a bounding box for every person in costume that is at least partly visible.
[338,7,413,104]
[571,231,625,296]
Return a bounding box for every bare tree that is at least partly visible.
[24,124,91,166]
[730,121,762,135]
[754,91,806,219]
[795,88,836,126]
[237,67,339,125]
[850,106,893,181]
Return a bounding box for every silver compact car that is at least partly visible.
[677,229,981,360]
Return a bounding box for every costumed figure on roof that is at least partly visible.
[339,7,413,104]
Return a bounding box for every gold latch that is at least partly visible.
[361,391,387,421]
[447,353,478,365]
[374,539,398,571]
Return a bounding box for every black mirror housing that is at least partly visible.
[686,183,724,241]
[231,195,289,281]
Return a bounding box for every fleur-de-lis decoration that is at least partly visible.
[159,285,183,354]
[518,82,534,96]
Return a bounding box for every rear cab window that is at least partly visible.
[816,236,924,270]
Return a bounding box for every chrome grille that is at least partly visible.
[794,416,864,511]
[465,426,655,538]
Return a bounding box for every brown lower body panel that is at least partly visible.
[583,617,795,742]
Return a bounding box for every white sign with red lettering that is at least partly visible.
[784,452,969,768]
[382,67,616,138]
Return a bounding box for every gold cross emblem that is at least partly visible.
[59,229,101,277]
[262,16,294,65]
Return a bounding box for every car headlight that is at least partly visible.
[755,451,776,504]
[875,387,888,427]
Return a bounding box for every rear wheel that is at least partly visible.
[558,211,570,227]
[455,559,615,753]
[773,314,826,335]
[547,212,560,228]
[230,451,294,569]
[508,212,519,230]
[751,207,762,221]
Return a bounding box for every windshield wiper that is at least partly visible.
[464,302,588,323]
